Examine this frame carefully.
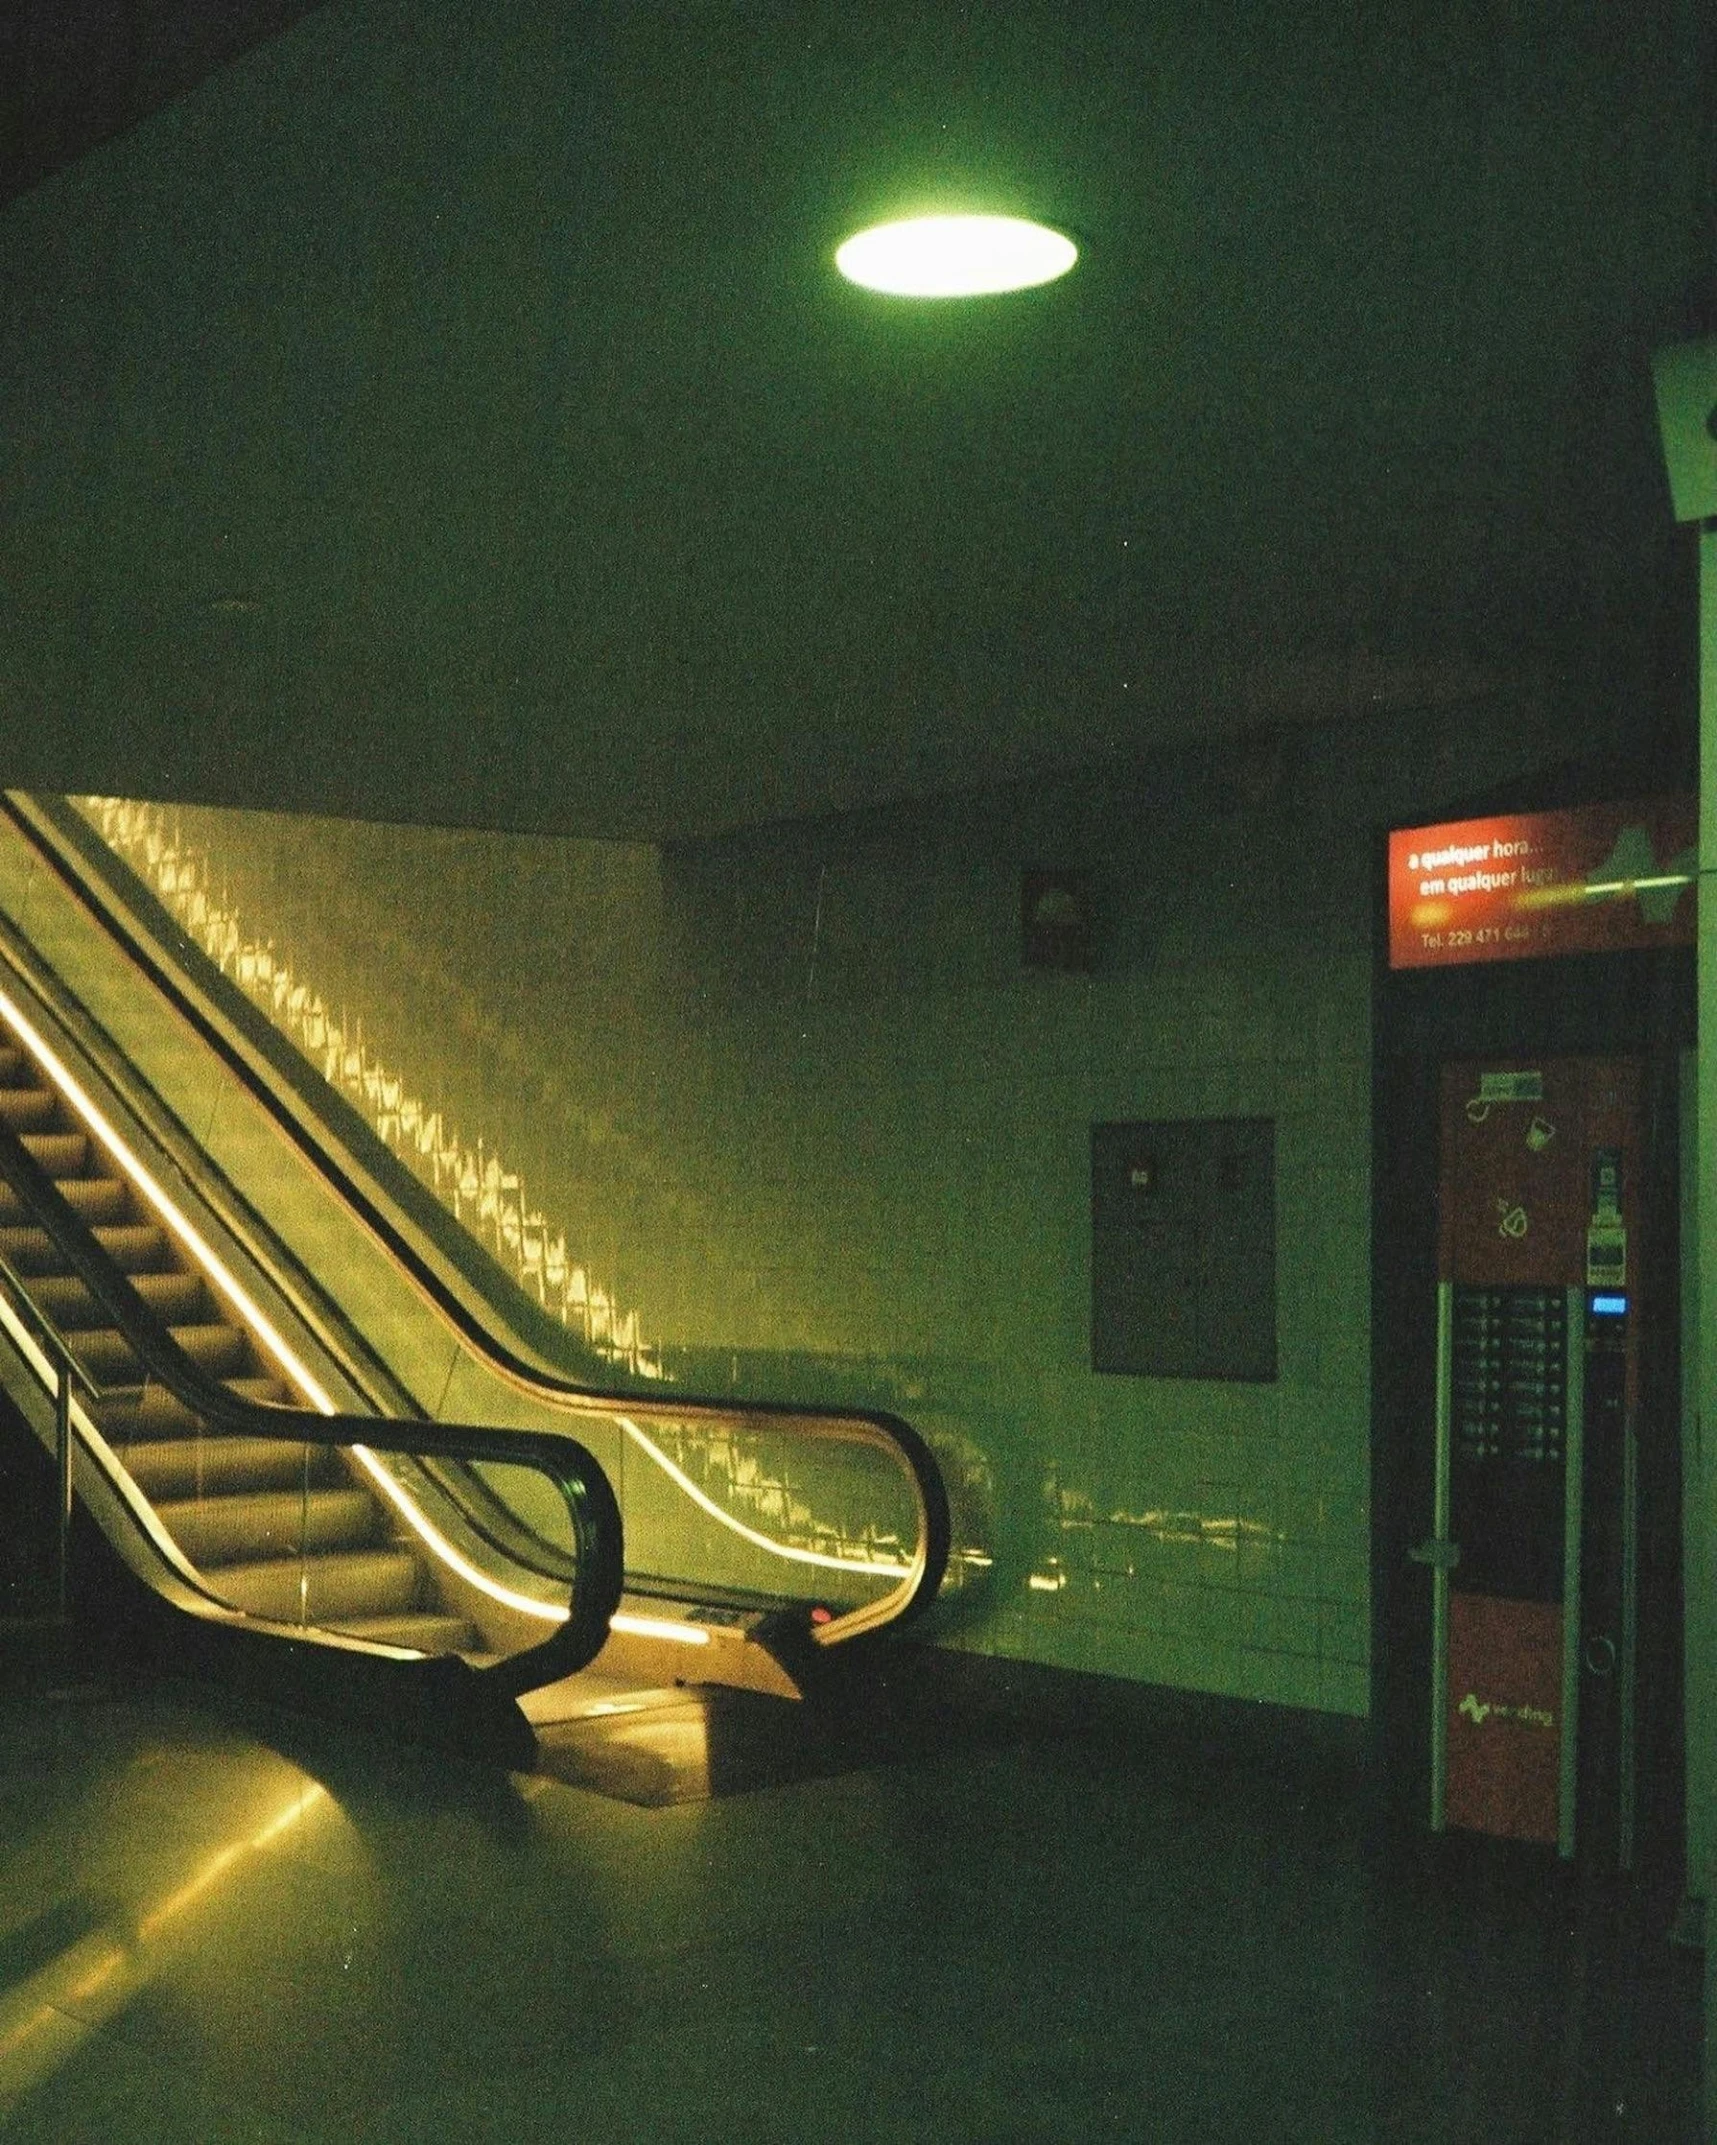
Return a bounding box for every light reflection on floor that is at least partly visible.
[0,1730,347,2117]
[0,1669,1702,2142]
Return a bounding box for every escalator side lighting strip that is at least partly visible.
[344,1443,565,1624]
[616,1414,914,1580]
[0,981,579,1630]
[610,1613,711,1646]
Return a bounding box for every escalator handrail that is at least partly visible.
[0,1108,625,1697]
[6,789,953,1644]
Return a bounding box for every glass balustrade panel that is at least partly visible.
[574,1408,924,1617]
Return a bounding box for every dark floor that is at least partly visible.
[0,1642,1704,2143]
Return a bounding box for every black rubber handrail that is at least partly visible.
[6,790,952,1642]
[0,1106,624,1699]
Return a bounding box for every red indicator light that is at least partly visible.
[810,1606,832,1625]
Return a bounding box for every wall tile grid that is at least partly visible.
[88,754,1382,1716]
[738,850,1365,1717]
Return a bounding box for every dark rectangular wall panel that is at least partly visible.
[1091,1118,1277,1381]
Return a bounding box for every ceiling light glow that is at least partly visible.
[835,214,1076,298]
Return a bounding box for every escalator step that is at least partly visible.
[75,1321,256,1389]
[0,1087,59,1132]
[0,1176,130,1225]
[120,1435,344,1499]
[63,1179,130,1223]
[169,1323,251,1377]
[66,1322,243,1384]
[24,1275,107,1329]
[27,1270,209,1330]
[204,1548,427,1623]
[133,1272,210,1321]
[99,1375,296,1442]
[323,1612,481,1656]
[21,1132,88,1174]
[0,1045,27,1084]
[94,1224,171,1273]
[0,1225,67,1275]
[100,1387,199,1440]
[155,1488,381,1568]
[70,1328,140,1382]
[0,1221,169,1280]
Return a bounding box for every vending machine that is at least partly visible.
[1416,1058,1641,1861]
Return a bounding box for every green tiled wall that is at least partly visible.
[156,699,1583,1715]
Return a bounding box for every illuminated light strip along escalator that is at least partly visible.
[613,1416,912,1579]
[2,790,953,1657]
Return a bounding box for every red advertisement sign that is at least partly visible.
[1388,799,1696,970]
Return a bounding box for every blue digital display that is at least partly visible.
[1590,1294,1628,1317]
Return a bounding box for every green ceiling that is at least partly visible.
[0,0,1709,838]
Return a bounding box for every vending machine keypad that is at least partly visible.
[1453,1287,1568,1464]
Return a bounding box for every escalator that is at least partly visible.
[0,986,627,1757]
[0,791,951,1744]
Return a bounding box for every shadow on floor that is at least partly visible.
[522,1640,1368,1809]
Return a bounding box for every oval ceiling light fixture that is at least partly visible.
[835,213,1077,298]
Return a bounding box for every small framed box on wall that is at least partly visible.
[1090,1117,1277,1381]
[1021,870,1094,972]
